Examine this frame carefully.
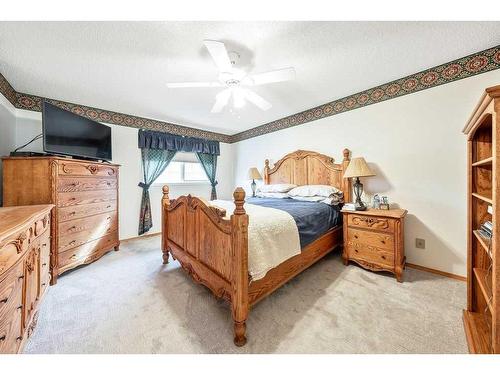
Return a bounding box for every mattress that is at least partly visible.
[246,197,342,248]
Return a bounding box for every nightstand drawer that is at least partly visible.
[347,214,395,233]
[347,228,394,251]
[346,241,394,267]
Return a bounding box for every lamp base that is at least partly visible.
[251,179,257,197]
[353,177,367,211]
[355,202,368,211]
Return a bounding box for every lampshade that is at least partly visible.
[343,157,375,178]
[247,167,262,180]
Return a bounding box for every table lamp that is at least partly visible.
[343,157,375,211]
[247,167,262,197]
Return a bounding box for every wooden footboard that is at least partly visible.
[161,186,250,346]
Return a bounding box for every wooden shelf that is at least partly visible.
[473,268,493,314]
[473,230,492,258]
[472,192,493,204]
[472,157,493,167]
[463,310,492,354]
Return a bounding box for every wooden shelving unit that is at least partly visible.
[462,84,500,354]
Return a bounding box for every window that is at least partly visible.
[154,153,209,185]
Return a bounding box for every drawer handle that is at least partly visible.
[42,283,46,287]
[42,263,47,267]
[70,254,77,260]
[16,336,22,342]
[106,217,111,221]
[354,235,358,239]
[0,297,7,304]
[69,240,76,246]
[354,249,358,253]
[69,211,76,216]
[381,255,386,260]
[17,304,23,310]
[18,275,24,281]
[381,240,386,244]
[42,243,47,247]
[0,335,5,341]
[106,205,111,208]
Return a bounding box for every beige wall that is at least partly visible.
[233,69,500,277]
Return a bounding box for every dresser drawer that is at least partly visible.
[0,229,31,274]
[58,190,117,208]
[0,263,23,322]
[58,232,118,269]
[34,213,50,237]
[58,161,118,177]
[347,214,395,233]
[346,240,394,267]
[58,177,117,192]
[58,213,117,252]
[58,200,117,222]
[348,228,394,251]
[0,303,22,354]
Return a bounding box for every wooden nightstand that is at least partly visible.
[341,208,407,282]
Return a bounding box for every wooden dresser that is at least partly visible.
[0,205,53,353]
[2,157,120,284]
[341,208,407,282]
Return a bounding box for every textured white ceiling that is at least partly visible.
[1,21,499,135]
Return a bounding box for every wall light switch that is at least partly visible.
[415,238,426,249]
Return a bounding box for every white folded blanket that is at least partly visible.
[211,200,301,281]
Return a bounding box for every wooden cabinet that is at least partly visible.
[0,205,53,353]
[341,208,407,282]
[462,84,500,354]
[2,157,120,284]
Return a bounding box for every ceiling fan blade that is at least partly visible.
[211,88,232,113]
[203,40,233,73]
[166,81,223,88]
[244,67,296,86]
[243,90,272,111]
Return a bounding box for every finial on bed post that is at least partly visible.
[233,187,246,215]
[264,159,270,185]
[161,185,170,264]
[342,149,352,203]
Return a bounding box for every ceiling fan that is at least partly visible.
[166,40,296,113]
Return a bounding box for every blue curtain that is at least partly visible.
[138,148,177,235]
[138,129,220,155]
[196,152,218,200]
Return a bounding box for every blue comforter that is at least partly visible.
[246,197,341,248]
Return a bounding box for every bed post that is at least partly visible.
[161,185,170,264]
[264,159,270,184]
[231,187,249,346]
[342,148,352,203]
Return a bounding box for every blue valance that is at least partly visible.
[138,129,220,156]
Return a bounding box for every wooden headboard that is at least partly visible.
[263,149,351,202]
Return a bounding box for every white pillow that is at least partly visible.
[256,192,290,199]
[288,184,342,197]
[257,183,297,193]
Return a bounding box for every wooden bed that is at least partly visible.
[161,149,351,346]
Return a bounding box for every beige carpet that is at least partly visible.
[24,235,467,354]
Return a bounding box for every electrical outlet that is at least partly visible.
[415,238,426,249]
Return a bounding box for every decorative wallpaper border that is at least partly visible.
[231,45,500,142]
[1,45,499,144]
[0,73,231,143]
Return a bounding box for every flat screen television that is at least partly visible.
[42,102,112,161]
